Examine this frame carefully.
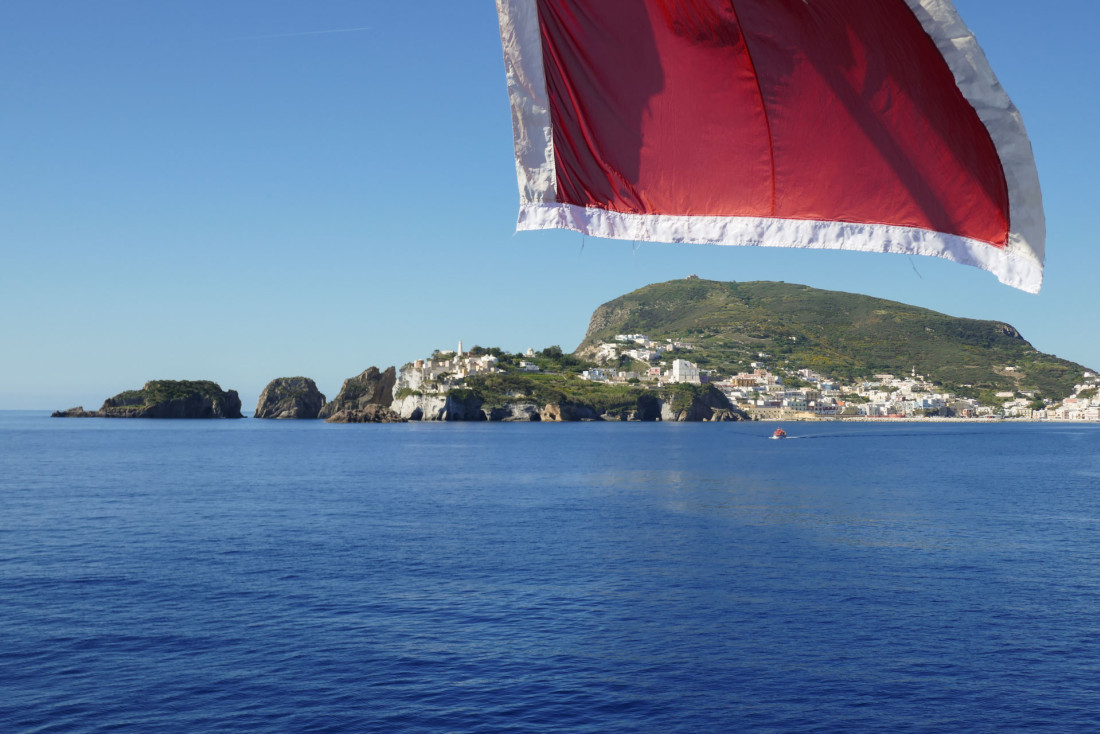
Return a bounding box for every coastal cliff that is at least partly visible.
[390,381,745,422]
[659,384,741,422]
[325,404,405,423]
[391,391,486,421]
[320,366,403,423]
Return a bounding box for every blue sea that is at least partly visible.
[2,412,1099,732]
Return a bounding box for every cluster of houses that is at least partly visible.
[397,341,500,392]
[580,334,1100,421]
[590,334,696,366]
[579,359,700,385]
[397,339,1100,421]
[1044,372,1100,421]
[395,342,548,394]
[715,367,980,420]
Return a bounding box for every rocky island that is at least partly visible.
[254,377,326,419]
[53,380,243,419]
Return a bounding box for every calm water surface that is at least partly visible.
[2,413,1099,732]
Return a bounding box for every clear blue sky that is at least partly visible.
[2,1,1097,410]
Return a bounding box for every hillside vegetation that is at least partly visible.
[577,279,1090,402]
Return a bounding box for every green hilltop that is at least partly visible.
[576,279,1090,403]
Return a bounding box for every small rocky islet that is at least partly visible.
[53,380,243,419]
[253,377,326,420]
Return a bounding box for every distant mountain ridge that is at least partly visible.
[577,279,1090,402]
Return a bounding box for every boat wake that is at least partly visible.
[765,430,991,441]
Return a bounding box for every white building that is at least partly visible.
[626,348,656,362]
[669,359,701,385]
[581,368,617,382]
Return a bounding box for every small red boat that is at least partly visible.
[771,427,787,440]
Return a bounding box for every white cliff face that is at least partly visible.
[390,394,490,421]
[391,394,450,421]
[394,363,426,394]
[393,394,548,422]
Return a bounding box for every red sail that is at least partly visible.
[498,0,1044,292]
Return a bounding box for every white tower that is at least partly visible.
[458,340,464,357]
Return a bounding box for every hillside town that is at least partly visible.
[397,336,1100,422]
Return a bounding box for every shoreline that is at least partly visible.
[8,409,1099,425]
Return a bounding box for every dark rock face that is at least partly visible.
[53,380,243,419]
[444,392,486,421]
[599,395,662,422]
[539,402,602,422]
[661,385,747,422]
[108,392,242,419]
[477,392,666,423]
[318,367,396,420]
[634,393,662,421]
[254,377,326,419]
[324,404,406,423]
[679,389,732,422]
[487,403,541,422]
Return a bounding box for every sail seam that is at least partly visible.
[728,0,776,216]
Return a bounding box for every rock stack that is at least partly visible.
[254,377,326,419]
